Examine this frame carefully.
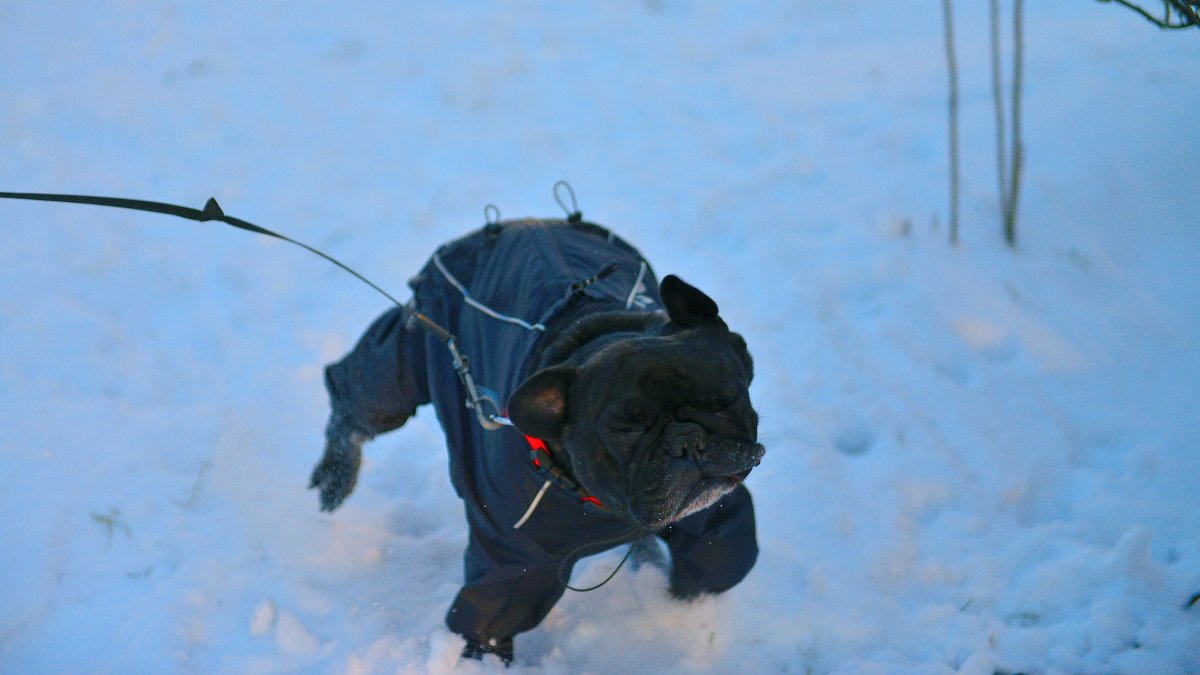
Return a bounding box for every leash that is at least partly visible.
[558,526,644,592]
[0,190,505,430]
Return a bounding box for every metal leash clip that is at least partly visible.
[446,337,512,430]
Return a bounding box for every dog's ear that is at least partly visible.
[661,275,724,329]
[508,365,577,439]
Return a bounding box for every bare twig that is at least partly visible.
[91,508,132,547]
[942,0,961,245]
[174,459,212,510]
[1005,0,1024,248]
[1096,0,1200,29]
[1177,0,1200,26]
[990,0,1009,232]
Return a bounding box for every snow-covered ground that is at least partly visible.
[2,2,1198,673]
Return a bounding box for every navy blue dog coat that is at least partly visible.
[324,219,757,644]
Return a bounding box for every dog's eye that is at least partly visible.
[711,392,746,418]
[609,418,651,436]
[679,392,751,438]
[633,405,660,426]
[607,404,656,434]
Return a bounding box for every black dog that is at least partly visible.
[311,216,763,664]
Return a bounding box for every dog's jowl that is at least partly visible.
[311,217,764,663]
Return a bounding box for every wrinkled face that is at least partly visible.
[508,274,765,530]
[565,330,763,528]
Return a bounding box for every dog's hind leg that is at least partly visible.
[311,306,432,511]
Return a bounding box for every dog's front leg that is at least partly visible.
[309,409,369,511]
[447,523,581,666]
[312,306,433,511]
[659,484,758,599]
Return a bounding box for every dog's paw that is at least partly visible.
[308,437,362,512]
[462,637,514,666]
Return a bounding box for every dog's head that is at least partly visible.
[508,275,764,529]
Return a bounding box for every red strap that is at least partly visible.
[524,434,549,454]
[522,434,605,508]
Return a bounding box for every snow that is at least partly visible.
[2,1,1198,673]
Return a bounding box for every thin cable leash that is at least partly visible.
[558,527,645,592]
[0,190,503,429]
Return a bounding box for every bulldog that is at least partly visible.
[310,216,763,664]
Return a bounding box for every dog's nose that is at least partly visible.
[664,422,706,459]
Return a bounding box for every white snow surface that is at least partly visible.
[2,2,1198,673]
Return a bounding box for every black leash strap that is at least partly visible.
[0,191,530,423]
[0,191,413,314]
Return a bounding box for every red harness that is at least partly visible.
[523,434,605,509]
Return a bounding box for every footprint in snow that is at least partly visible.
[832,421,877,457]
[953,317,1019,365]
